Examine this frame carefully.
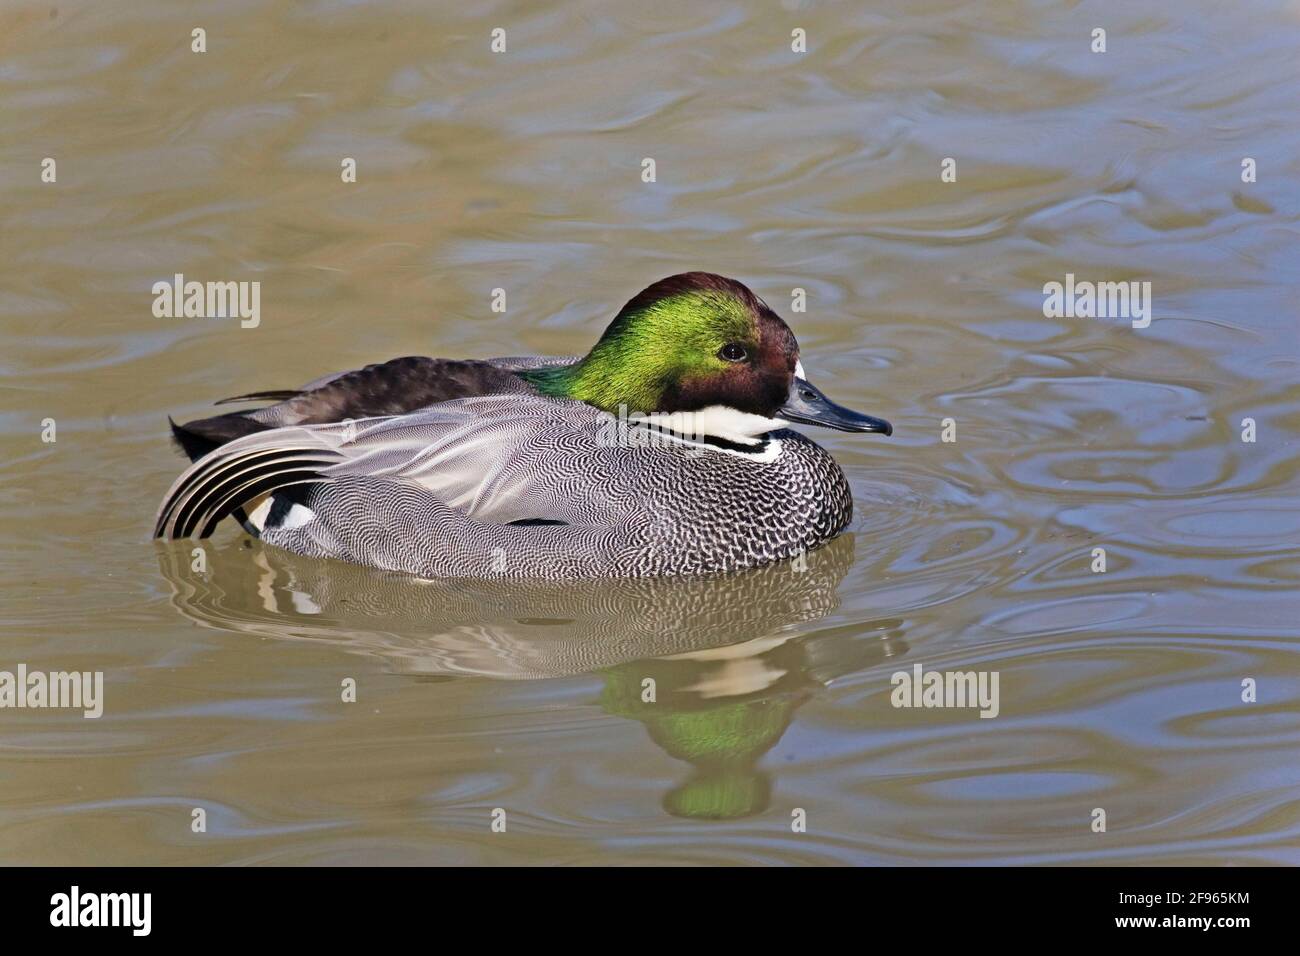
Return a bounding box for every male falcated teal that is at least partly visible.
[155,273,892,578]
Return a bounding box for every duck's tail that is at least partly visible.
[154,427,347,540]
[167,414,271,463]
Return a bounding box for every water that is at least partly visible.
[2,0,1298,864]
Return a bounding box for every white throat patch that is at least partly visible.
[631,405,787,447]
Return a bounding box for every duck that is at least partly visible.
[154,272,892,578]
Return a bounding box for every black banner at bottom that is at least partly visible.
[0,865,1279,941]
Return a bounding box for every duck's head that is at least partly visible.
[521,272,892,446]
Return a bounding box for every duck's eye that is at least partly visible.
[719,342,748,362]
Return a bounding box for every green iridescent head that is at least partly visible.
[519,272,892,439]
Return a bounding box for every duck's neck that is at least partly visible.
[518,290,745,414]
[519,338,667,415]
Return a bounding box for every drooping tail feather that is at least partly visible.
[155,428,348,539]
[213,389,302,406]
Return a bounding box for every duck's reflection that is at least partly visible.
[157,535,907,819]
[601,607,906,819]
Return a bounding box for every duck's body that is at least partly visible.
[156,273,890,579]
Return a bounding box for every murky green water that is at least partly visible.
[2,0,1299,864]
